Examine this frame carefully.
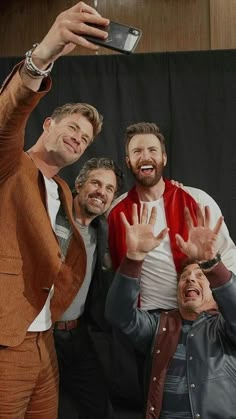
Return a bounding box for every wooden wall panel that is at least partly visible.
[0,0,95,56]
[0,0,234,57]
[210,0,236,49]
[97,0,210,54]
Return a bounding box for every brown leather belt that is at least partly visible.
[54,319,79,331]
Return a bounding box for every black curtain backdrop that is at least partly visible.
[1,50,236,241]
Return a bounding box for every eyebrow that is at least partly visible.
[91,178,116,190]
[107,183,116,190]
[181,267,203,276]
[70,122,92,142]
[132,145,159,149]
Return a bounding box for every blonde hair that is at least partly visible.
[51,102,103,139]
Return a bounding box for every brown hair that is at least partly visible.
[177,258,201,282]
[74,157,124,198]
[50,103,103,139]
[125,122,166,155]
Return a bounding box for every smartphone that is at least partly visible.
[84,21,142,54]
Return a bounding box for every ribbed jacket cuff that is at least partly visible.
[119,257,143,278]
[207,262,232,288]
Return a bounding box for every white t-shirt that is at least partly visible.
[28,176,60,332]
[110,185,236,310]
[59,221,97,321]
[140,199,178,309]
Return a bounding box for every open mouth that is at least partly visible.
[140,165,154,175]
[184,287,200,298]
[89,197,105,206]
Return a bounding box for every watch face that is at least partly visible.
[199,253,221,270]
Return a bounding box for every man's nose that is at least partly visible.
[74,134,81,144]
[186,274,196,283]
[141,150,151,159]
[96,186,106,196]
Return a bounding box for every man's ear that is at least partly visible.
[75,182,81,194]
[43,117,53,133]
[126,156,130,168]
[163,153,167,167]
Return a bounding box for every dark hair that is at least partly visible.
[177,258,201,282]
[75,157,124,197]
[125,122,166,155]
[50,103,103,139]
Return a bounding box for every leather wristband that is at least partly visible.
[198,252,221,270]
[24,43,54,78]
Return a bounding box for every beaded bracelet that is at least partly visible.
[24,43,54,78]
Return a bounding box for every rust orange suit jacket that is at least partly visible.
[0,65,87,347]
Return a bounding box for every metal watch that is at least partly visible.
[198,252,221,270]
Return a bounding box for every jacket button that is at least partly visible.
[150,406,155,412]
[156,349,161,354]
[153,377,157,381]
[190,383,195,388]
[195,414,201,418]
[162,327,166,331]
[189,356,193,360]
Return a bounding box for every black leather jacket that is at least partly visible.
[106,261,236,419]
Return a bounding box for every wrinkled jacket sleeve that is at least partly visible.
[185,186,236,274]
[105,259,159,353]
[0,62,51,183]
[212,272,236,345]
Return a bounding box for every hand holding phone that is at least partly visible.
[84,21,142,54]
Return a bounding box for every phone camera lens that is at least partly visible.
[129,29,139,35]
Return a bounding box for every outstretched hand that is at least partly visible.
[32,2,109,67]
[121,203,169,261]
[175,205,223,261]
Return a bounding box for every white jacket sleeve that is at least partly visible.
[185,186,236,274]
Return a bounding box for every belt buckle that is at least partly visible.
[54,318,78,331]
[66,320,76,330]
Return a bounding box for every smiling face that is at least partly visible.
[177,263,216,319]
[75,168,117,223]
[126,133,167,187]
[42,113,94,168]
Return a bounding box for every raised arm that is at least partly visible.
[0,2,109,181]
[176,205,236,343]
[20,1,109,92]
[105,204,168,352]
[184,186,236,275]
[175,205,223,261]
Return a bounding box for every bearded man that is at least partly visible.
[106,122,236,409]
[108,122,236,310]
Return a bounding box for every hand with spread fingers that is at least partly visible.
[121,203,169,261]
[175,205,224,261]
